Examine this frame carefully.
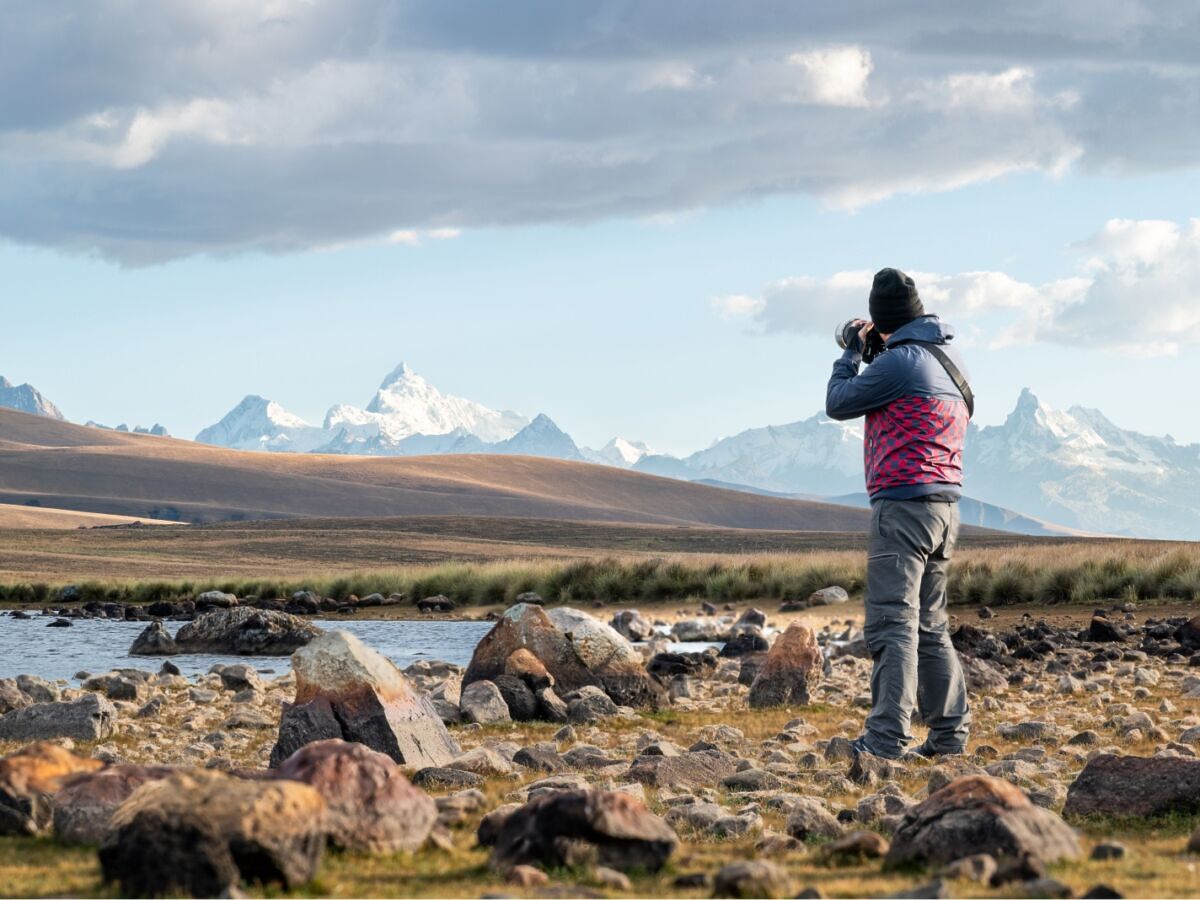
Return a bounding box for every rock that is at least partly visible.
[461,680,512,725]
[504,648,554,690]
[939,853,997,883]
[748,622,823,708]
[808,586,849,606]
[168,607,321,655]
[417,595,455,613]
[82,672,142,701]
[0,679,31,715]
[273,739,436,853]
[671,617,727,642]
[196,590,238,609]
[1064,754,1200,818]
[493,674,538,721]
[610,610,655,642]
[1088,617,1126,642]
[0,742,104,836]
[128,620,178,655]
[270,630,459,769]
[626,750,739,791]
[465,603,662,708]
[99,768,326,897]
[212,663,265,692]
[450,747,514,778]
[411,767,484,790]
[1175,614,1200,650]
[477,802,522,846]
[567,685,619,723]
[720,631,769,658]
[513,746,567,773]
[51,765,175,844]
[824,830,890,861]
[536,687,570,723]
[1091,841,1127,861]
[491,790,677,873]
[506,863,549,887]
[712,860,794,899]
[785,797,844,841]
[515,591,544,605]
[886,775,1080,869]
[47,618,72,627]
[959,654,1008,694]
[1081,886,1125,899]
[0,693,116,742]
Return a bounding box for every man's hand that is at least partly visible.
[857,319,875,348]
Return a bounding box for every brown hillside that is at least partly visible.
[0,408,870,530]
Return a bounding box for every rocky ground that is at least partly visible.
[2,596,1200,898]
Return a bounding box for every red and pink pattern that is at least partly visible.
[864,396,967,495]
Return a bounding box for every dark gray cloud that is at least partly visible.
[1,1,1197,263]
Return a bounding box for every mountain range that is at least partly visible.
[3,364,1198,539]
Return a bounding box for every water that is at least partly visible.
[0,616,495,682]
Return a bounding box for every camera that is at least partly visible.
[836,319,886,364]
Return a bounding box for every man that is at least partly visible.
[826,267,971,760]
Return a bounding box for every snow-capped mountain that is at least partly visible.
[322,362,529,450]
[964,389,1200,539]
[0,376,63,420]
[86,421,170,436]
[492,414,584,460]
[584,437,657,468]
[634,417,864,496]
[195,396,330,453]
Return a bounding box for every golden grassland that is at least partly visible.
[0,516,1196,613]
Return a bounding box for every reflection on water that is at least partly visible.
[0,616,494,681]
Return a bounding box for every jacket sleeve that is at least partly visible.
[825,347,908,420]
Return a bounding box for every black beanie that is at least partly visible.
[869,268,924,333]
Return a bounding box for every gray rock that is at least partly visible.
[211,663,264,692]
[460,681,512,726]
[785,797,844,841]
[567,685,619,723]
[626,750,739,791]
[170,608,321,655]
[0,693,116,742]
[195,590,238,609]
[1064,753,1200,818]
[808,586,849,606]
[712,860,794,898]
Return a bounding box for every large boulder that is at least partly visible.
[168,607,322,655]
[0,679,31,715]
[0,742,104,836]
[460,680,512,725]
[1175,614,1200,650]
[0,693,116,742]
[491,789,678,873]
[270,630,459,769]
[464,603,663,709]
[610,610,655,642]
[886,775,1080,870]
[99,769,326,897]
[52,765,175,844]
[747,621,823,708]
[273,739,437,854]
[128,619,178,655]
[1063,754,1200,818]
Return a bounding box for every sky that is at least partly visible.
[2,1,1200,455]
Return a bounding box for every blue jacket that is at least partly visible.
[826,315,970,501]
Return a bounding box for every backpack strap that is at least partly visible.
[894,340,975,418]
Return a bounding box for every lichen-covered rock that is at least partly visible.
[0,693,116,743]
[625,750,739,791]
[270,631,459,769]
[464,603,663,709]
[0,742,104,836]
[52,765,175,844]
[748,621,823,708]
[886,775,1080,870]
[99,769,326,897]
[168,608,322,655]
[273,739,437,854]
[491,789,677,873]
[1063,754,1200,818]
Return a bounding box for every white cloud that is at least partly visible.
[711,294,766,318]
[387,230,422,246]
[0,2,1198,262]
[723,218,1200,356]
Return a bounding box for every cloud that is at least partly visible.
[0,2,1198,262]
[721,218,1200,355]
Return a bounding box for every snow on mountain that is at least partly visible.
[195,396,330,452]
[584,437,657,468]
[634,416,864,497]
[0,376,64,420]
[490,413,584,460]
[323,362,529,449]
[965,389,1200,539]
[87,421,170,436]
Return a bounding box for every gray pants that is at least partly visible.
[862,498,970,758]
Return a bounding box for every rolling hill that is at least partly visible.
[0,408,875,531]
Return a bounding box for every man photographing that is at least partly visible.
[826,268,972,760]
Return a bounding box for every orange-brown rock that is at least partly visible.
[0,742,103,836]
[52,765,176,844]
[886,775,1080,869]
[100,768,326,897]
[747,622,823,708]
[273,739,437,853]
